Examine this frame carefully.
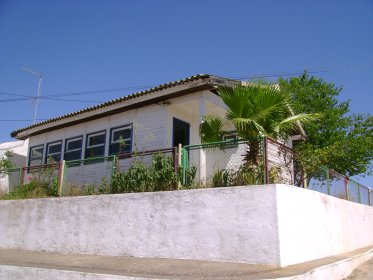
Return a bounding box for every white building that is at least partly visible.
[9,74,298,188]
[10,74,242,186]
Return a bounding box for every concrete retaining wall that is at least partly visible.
[277,186,373,267]
[0,184,372,267]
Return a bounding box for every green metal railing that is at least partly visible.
[0,139,371,207]
[181,138,372,207]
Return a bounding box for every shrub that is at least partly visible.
[151,153,178,191]
[111,152,196,193]
[212,165,264,188]
[0,179,54,200]
[180,165,197,189]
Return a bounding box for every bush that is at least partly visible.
[112,160,153,193]
[212,165,264,188]
[111,153,196,193]
[152,153,178,191]
[0,179,57,200]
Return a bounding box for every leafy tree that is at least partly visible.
[279,73,373,177]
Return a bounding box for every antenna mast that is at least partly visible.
[22,67,43,124]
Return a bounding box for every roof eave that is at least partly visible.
[12,74,228,140]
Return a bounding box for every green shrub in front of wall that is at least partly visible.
[111,153,196,193]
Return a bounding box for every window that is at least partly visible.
[64,137,82,161]
[223,133,238,142]
[28,145,44,166]
[85,131,106,158]
[110,125,132,155]
[221,133,239,149]
[45,141,62,163]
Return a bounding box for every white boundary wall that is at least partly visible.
[0,184,372,267]
[277,186,373,266]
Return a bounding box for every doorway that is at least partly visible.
[173,118,190,147]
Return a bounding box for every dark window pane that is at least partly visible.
[110,144,119,155]
[31,147,43,159]
[48,143,61,154]
[86,146,105,158]
[46,154,61,163]
[88,133,105,146]
[65,150,81,161]
[113,128,131,142]
[110,140,131,155]
[67,139,82,150]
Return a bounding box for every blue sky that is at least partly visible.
[0,0,372,184]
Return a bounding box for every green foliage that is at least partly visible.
[200,115,225,143]
[0,151,16,176]
[98,177,111,194]
[111,153,184,193]
[0,178,58,200]
[179,165,197,189]
[218,84,319,141]
[209,84,319,167]
[212,169,230,188]
[211,164,284,187]
[62,177,111,197]
[113,160,152,193]
[152,153,178,191]
[0,164,60,200]
[212,166,264,187]
[279,73,373,177]
[46,177,59,197]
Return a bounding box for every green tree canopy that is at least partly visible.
[279,73,373,177]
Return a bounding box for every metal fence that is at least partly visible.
[115,147,177,173]
[181,138,372,207]
[181,139,265,187]
[62,156,116,196]
[0,138,371,207]
[19,163,62,188]
[264,138,297,185]
[306,168,371,206]
[0,148,178,196]
[62,147,177,195]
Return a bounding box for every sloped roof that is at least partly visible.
[11,74,234,139]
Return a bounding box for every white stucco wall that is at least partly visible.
[0,185,373,267]
[276,185,373,267]
[0,185,281,266]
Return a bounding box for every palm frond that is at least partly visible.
[200,115,226,143]
[217,84,322,142]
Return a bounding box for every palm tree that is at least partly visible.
[200,115,225,143]
[201,83,320,166]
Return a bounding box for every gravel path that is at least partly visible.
[344,259,373,280]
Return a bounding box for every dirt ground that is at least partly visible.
[344,259,373,280]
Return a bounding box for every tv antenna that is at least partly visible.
[21,66,43,124]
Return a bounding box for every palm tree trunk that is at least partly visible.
[244,140,260,167]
